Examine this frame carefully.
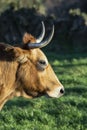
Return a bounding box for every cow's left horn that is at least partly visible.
[36,21,45,43]
[28,25,54,49]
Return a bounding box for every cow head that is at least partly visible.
[6,22,64,99]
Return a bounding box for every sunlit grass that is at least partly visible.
[0,52,87,130]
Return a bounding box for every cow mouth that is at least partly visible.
[23,87,64,98]
[24,90,49,98]
[23,88,45,98]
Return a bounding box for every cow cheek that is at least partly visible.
[17,63,40,92]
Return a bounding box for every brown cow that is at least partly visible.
[0,22,64,110]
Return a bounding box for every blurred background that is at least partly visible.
[0,0,87,53]
[0,1,87,130]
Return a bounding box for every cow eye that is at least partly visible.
[39,60,46,66]
[37,60,47,71]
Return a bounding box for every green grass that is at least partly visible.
[0,52,87,130]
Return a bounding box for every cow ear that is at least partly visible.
[23,32,36,44]
[22,32,36,49]
[5,46,28,64]
[3,45,16,60]
[0,43,14,52]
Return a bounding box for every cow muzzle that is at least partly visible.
[46,86,65,98]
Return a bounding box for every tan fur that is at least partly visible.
[0,33,64,110]
[23,33,36,44]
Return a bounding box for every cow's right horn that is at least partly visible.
[28,24,54,49]
[36,21,45,43]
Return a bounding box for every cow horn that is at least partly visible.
[36,21,45,43]
[28,25,54,49]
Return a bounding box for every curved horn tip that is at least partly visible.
[36,21,45,43]
[38,24,55,48]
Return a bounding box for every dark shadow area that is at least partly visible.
[4,97,35,109]
[65,86,87,95]
[0,1,87,54]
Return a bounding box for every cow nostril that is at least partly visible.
[60,88,64,94]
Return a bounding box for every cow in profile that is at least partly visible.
[0,22,64,110]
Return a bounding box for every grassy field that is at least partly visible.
[0,52,87,130]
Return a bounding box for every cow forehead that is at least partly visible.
[28,49,48,63]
